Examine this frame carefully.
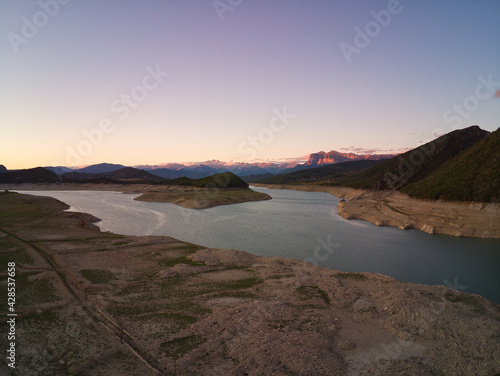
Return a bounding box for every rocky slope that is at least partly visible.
[0,192,499,375]
[306,151,395,166]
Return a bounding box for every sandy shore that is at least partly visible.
[253,184,500,239]
[1,192,499,375]
[0,183,272,209]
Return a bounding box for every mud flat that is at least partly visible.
[0,183,272,209]
[0,192,499,375]
[253,184,500,239]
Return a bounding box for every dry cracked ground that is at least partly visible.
[0,192,499,375]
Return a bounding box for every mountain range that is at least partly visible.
[304,151,395,166]
[258,126,499,203]
[28,150,397,180]
[2,126,497,202]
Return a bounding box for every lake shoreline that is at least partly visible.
[252,183,500,239]
[0,183,272,209]
[1,191,499,375]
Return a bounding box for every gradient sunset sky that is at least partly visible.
[1,0,499,169]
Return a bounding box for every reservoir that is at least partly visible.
[18,187,500,304]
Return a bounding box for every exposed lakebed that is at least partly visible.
[18,187,500,303]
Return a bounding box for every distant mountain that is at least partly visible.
[256,159,387,185]
[45,166,74,175]
[139,153,393,179]
[305,151,396,166]
[63,167,163,182]
[0,165,7,173]
[0,167,58,184]
[402,127,500,202]
[142,160,305,178]
[331,126,490,190]
[146,168,186,179]
[77,163,126,174]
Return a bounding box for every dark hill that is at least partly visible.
[332,126,489,190]
[0,167,58,184]
[63,167,163,182]
[241,173,275,182]
[257,159,386,185]
[147,167,216,180]
[159,172,249,189]
[402,127,500,202]
[0,165,7,173]
[76,163,126,174]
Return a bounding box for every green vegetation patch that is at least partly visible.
[160,335,207,360]
[174,243,204,252]
[268,273,295,280]
[13,272,62,307]
[0,238,34,265]
[445,292,485,314]
[81,269,116,284]
[336,272,368,280]
[0,193,52,226]
[296,285,330,304]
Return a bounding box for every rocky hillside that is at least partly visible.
[329,126,490,191]
[403,127,500,202]
[305,150,395,166]
[257,159,386,184]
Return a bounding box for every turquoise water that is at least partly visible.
[19,188,500,304]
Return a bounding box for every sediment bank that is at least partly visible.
[252,183,500,239]
[0,183,272,209]
[1,192,499,375]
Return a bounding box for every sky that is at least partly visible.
[1,0,499,169]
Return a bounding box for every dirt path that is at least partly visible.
[0,228,165,375]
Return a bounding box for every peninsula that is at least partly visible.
[0,172,272,209]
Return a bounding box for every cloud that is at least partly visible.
[338,147,398,155]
